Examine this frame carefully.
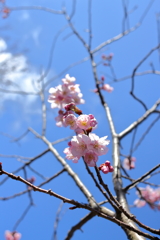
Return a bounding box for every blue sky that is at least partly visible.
[0,0,160,239]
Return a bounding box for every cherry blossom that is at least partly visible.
[134,199,146,208]
[87,133,110,156]
[99,161,114,174]
[123,157,136,170]
[48,74,85,109]
[49,74,111,167]
[64,147,80,163]
[69,134,90,158]
[84,150,98,167]
[63,114,78,130]
[64,133,110,167]
[101,84,114,93]
[76,114,92,130]
[62,74,76,84]
[5,231,21,240]
[134,186,160,210]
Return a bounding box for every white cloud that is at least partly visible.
[0,38,40,105]
[0,38,7,51]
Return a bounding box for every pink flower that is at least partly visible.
[101,76,105,81]
[123,157,136,170]
[70,134,90,158]
[62,74,76,84]
[134,186,160,210]
[84,150,98,167]
[68,84,81,93]
[48,74,85,110]
[55,110,66,127]
[99,161,114,174]
[74,127,84,134]
[63,114,77,130]
[134,199,146,208]
[87,133,110,156]
[48,86,64,109]
[101,84,114,93]
[64,102,76,111]
[88,114,98,128]
[5,231,21,240]
[64,147,79,163]
[76,115,91,130]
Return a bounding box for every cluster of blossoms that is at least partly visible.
[93,75,114,94]
[4,231,21,240]
[48,74,84,110]
[56,105,98,131]
[48,74,114,171]
[123,157,136,170]
[64,133,110,167]
[99,161,114,174]
[134,186,160,210]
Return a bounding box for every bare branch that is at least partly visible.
[119,99,160,139]
[123,164,160,191]
[53,201,64,240]
[0,169,159,240]
[130,45,160,110]
[92,0,155,54]
[133,114,160,152]
[0,168,66,201]
[9,6,64,15]
[13,204,32,231]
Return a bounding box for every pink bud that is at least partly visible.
[101,76,105,81]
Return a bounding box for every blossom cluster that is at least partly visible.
[134,186,160,210]
[123,157,136,170]
[48,74,113,171]
[5,231,21,240]
[56,107,98,131]
[99,161,114,174]
[64,133,110,167]
[48,74,84,110]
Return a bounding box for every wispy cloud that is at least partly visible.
[0,38,40,105]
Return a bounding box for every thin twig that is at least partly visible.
[123,164,160,191]
[119,99,160,139]
[130,45,160,110]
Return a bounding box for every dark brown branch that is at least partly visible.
[133,114,160,152]
[123,164,160,192]
[0,169,159,240]
[0,148,50,186]
[130,45,160,110]
[13,204,32,231]
[119,99,160,139]
[53,201,64,240]
[0,168,66,201]
[95,166,160,236]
